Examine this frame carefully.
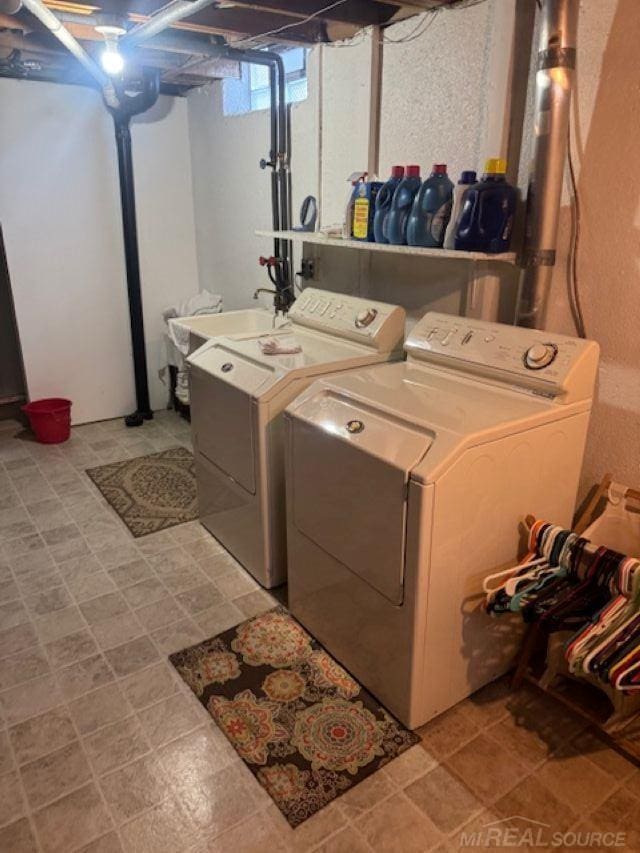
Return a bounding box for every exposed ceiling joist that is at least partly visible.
[209,1,401,28]
[2,0,454,94]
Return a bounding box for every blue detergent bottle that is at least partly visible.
[407,164,454,248]
[385,165,421,245]
[454,158,518,253]
[373,165,404,243]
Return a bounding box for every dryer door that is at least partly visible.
[189,345,274,494]
[289,393,432,604]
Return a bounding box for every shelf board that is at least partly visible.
[256,230,517,265]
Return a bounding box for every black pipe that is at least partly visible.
[104,70,160,427]
[267,63,281,272]
[227,46,293,309]
[113,115,151,425]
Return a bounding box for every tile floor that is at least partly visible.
[0,411,638,852]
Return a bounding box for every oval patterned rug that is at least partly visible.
[86,446,198,537]
[169,606,419,827]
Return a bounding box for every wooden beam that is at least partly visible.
[367,24,382,177]
[169,6,330,44]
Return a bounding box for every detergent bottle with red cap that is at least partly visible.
[373,165,405,243]
[386,165,421,245]
[407,164,454,248]
[454,158,518,253]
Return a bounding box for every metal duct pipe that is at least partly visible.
[20,0,110,89]
[515,0,579,328]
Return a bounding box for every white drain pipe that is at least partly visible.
[516,0,579,328]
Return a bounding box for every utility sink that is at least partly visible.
[170,308,289,355]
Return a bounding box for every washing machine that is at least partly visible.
[188,288,406,589]
[284,312,599,729]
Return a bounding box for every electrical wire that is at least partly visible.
[228,0,350,47]
[380,10,439,44]
[235,0,487,52]
[567,120,586,338]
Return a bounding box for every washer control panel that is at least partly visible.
[288,288,405,353]
[407,313,599,402]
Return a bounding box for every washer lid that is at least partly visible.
[287,390,433,475]
[189,330,390,400]
[286,360,562,485]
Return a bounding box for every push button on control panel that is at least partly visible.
[355,308,378,328]
[524,343,558,370]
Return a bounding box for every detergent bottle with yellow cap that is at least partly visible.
[454,158,517,254]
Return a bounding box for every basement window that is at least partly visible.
[223,48,308,116]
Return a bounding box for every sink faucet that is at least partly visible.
[253,287,291,327]
[253,288,277,300]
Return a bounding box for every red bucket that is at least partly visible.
[22,398,72,444]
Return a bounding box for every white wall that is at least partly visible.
[0,80,199,423]
[186,54,320,312]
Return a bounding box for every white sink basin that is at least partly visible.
[170,308,289,354]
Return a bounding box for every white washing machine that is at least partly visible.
[284,312,599,729]
[188,288,406,589]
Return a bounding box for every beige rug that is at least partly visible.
[86,446,198,537]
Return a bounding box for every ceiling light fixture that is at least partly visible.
[95,15,126,76]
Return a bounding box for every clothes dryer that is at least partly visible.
[285,313,599,728]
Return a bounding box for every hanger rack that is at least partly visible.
[509,477,640,766]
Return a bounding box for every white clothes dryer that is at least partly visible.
[188,288,406,589]
[284,312,599,729]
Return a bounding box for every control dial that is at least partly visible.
[524,343,557,370]
[355,308,378,328]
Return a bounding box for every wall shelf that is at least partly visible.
[256,230,518,266]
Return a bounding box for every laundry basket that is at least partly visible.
[22,398,72,444]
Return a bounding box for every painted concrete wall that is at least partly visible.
[186,53,320,312]
[187,1,518,318]
[0,80,200,423]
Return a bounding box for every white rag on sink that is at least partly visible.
[259,337,302,355]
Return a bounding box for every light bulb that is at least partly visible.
[101,46,124,76]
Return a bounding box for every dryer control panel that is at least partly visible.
[289,288,405,353]
[407,313,599,404]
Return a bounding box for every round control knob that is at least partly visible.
[355,308,378,328]
[524,343,557,370]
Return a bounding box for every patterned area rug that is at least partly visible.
[170,607,419,827]
[86,447,198,537]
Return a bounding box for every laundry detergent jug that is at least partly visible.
[385,165,421,245]
[407,164,454,248]
[443,170,477,249]
[373,166,404,244]
[454,159,518,253]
